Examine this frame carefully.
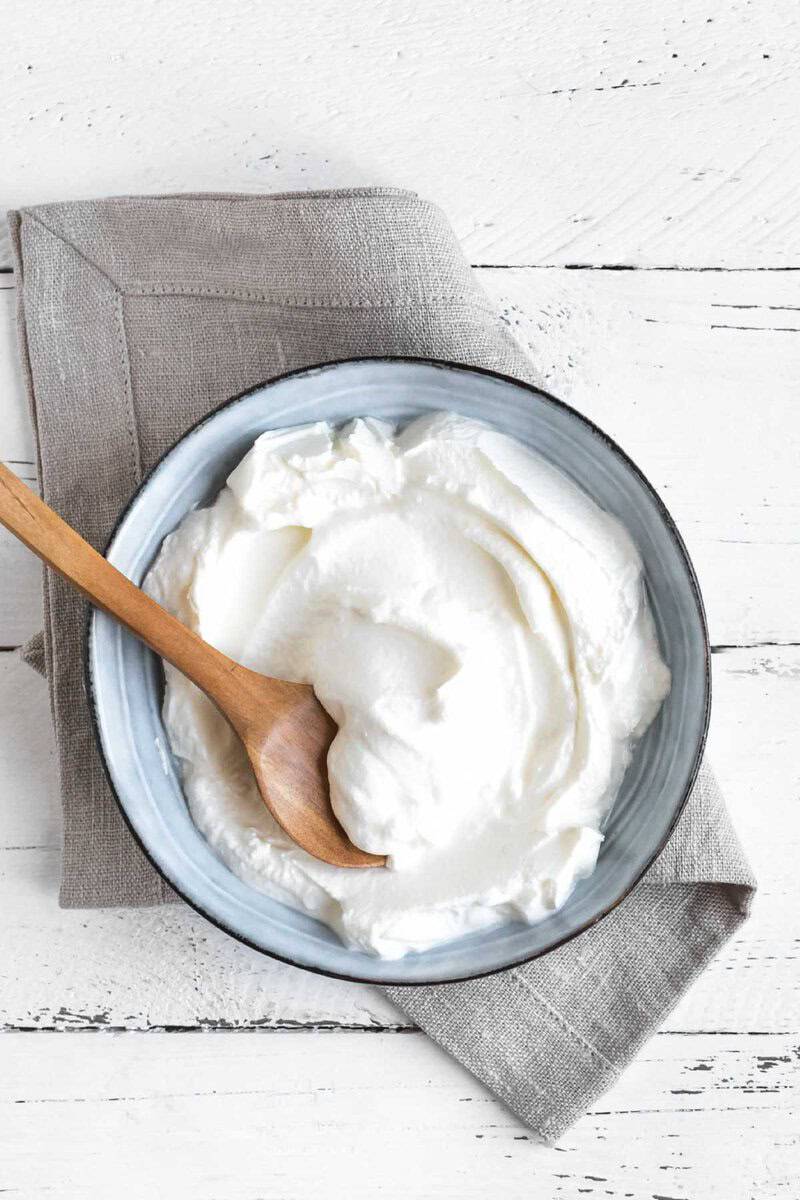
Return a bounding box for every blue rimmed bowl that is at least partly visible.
[87,357,710,985]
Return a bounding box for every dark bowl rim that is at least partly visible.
[84,354,712,988]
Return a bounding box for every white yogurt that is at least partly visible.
[145,412,670,958]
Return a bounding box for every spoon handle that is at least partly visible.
[0,462,247,710]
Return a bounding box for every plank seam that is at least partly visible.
[5,265,800,279]
[472,264,800,272]
[0,1022,418,1033]
[1,1024,795,1035]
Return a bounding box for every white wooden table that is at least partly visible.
[2,3,798,1196]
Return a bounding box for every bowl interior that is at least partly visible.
[88,358,709,985]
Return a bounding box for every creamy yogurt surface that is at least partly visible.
[145,412,670,958]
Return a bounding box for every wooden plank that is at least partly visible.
[0,644,796,1033]
[3,0,799,269]
[2,267,799,648]
[486,266,800,648]
[1,1031,797,1199]
[2,5,796,1192]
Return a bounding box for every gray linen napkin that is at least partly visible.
[9,189,755,1141]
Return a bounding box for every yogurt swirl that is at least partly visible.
[145,412,670,958]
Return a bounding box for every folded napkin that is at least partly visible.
[10,189,755,1141]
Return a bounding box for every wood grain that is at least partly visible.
[2,1032,797,1198]
[2,0,799,269]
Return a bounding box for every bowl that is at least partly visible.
[87,357,710,985]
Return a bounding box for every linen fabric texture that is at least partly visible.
[9,190,755,1141]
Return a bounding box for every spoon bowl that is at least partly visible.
[231,668,385,869]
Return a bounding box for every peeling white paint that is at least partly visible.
[2,0,800,268]
[1,0,798,1191]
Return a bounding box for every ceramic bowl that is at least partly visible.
[87,357,710,985]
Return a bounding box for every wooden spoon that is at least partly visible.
[0,463,385,870]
